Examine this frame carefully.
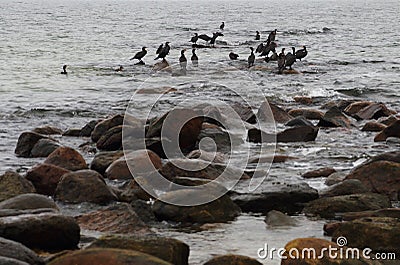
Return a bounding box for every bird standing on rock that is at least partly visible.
[277,48,286,74]
[156,44,163,54]
[267,29,277,44]
[248,47,255,68]
[191,48,198,67]
[210,32,224,47]
[295,46,308,61]
[179,49,187,71]
[220,22,225,30]
[130,47,147,65]
[285,47,296,70]
[154,42,170,60]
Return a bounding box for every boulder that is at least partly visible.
[247,128,275,143]
[32,126,63,135]
[303,193,391,218]
[30,139,60,157]
[323,222,341,236]
[0,194,58,211]
[187,150,226,163]
[379,115,399,126]
[0,237,44,265]
[15,132,47,157]
[62,128,81,137]
[249,155,297,164]
[287,109,324,120]
[197,125,231,152]
[44,147,87,171]
[345,160,400,199]
[26,164,70,195]
[76,203,150,234]
[231,182,318,214]
[361,121,386,132]
[47,248,172,265]
[320,179,369,197]
[264,210,297,227]
[231,102,256,124]
[332,217,400,256]
[80,119,101,137]
[0,256,30,265]
[152,190,241,223]
[0,213,80,251]
[96,125,122,151]
[90,150,124,175]
[285,116,315,127]
[277,126,319,143]
[302,167,336,179]
[324,172,346,186]
[105,150,162,180]
[54,170,117,204]
[374,120,400,142]
[342,208,400,221]
[257,101,292,123]
[0,171,36,202]
[91,114,124,143]
[317,106,352,128]
[354,103,395,120]
[117,179,153,202]
[293,96,313,105]
[87,235,189,265]
[203,254,262,265]
[344,101,373,115]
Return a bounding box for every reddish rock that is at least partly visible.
[320,179,369,197]
[277,125,319,143]
[342,208,400,221]
[344,101,373,115]
[257,101,292,123]
[15,132,48,157]
[203,254,262,265]
[361,121,386,132]
[287,109,324,120]
[302,167,336,179]
[231,102,256,124]
[318,106,352,128]
[374,119,400,142]
[323,222,341,236]
[117,179,154,201]
[44,147,87,171]
[32,126,63,135]
[379,115,399,126]
[91,114,124,143]
[90,150,124,175]
[355,102,395,120]
[0,171,36,202]
[26,164,70,195]
[293,96,313,105]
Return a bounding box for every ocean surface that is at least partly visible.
[1,0,400,264]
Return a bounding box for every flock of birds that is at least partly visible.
[61,22,308,75]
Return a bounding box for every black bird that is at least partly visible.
[179,49,187,70]
[285,47,296,70]
[115,65,124,72]
[248,47,255,68]
[130,47,147,64]
[260,42,277,57]
[220,22,225,31]
[190,33,199,44]
[229,52,239,60]
[256,43,264,53]
[198,34,212,42]
[156,44,163,54]
[255,31,260,40]
[295,46,308,61]
[61,65,67,74]
[265,51,278,62]
[191,48,198,67]
[210,32,224,47]
[277,48,286,74]
[267,29,277,44]
[155,42,170,60]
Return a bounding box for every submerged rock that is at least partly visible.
[26,164,70,195]
[0,171,36,202]
[0,237,44,265]
[320,179,369,197]
[264,210,297,227]
[203,254,262,265]
[44,146,87,171]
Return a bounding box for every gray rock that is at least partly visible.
[0,237,44,265]
[0,194,58,211]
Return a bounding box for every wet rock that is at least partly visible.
[87,235,189,265]
[344,101,373,116]
[321,179,369,197]
[324,172,346,186]
[117,179,153,202]
[332,217,400,255]
[76,203,150,234]
[91,114,124,143]
[249,155,297,164]
[0,237,44,265]
[0,213,80,251]
[303,193,391,218]
[285,116,315,127]
[54,170,117,204]
[293,96,313,105]
[264,210,297,227]
[26,164,70,195]
[368,151,400,164]
[30,138,61,158]
[197,124,231,152]
[203,254,262,265]
[323,222,341,236]
[277,125,319,142]
[302,167,336,179]
[105,150,162,180]
[354,102,395,120]
[47,248,172,265]
[153,191,241,223]
[0,193,58,211]
[287,109,324,120]
[80,119,101,137]
[361,121,386,132]
[160,158,249,181]
[89,150,124,175]
[379,115,399,126]
[32,126,63,135]
[257,101,292,123]
[322,99,355,111]
[247,128,275,143]
[345,160,400,199]
[187,150,226,163]
[62,128,81,137]
[0,256,30,265]
[96,125,123,151]
[231,102,257,124]
[0,171,36,202]
[153,59,171,72]
[342,208,400,221]
[317,106,352,128]
[374,120,400,142]
[15,132,47,157]
[44,146,87,171]
[231,182,318,214]
[0,208,57,218]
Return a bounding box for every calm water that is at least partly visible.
[1,0,400,264]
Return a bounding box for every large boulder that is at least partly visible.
[0,237,44,265]
[90,150,124,175]
[152,190,241,223]
[30,139,61,158]
[54,170,117,204]
[0,194,58,211]
[91,114,124,143]
[317,106,352,128]
[14,132,47,157]
[26,164,70,195]
[320,179,369,197]
[303,193,391,218]
[87,235,189,265]
[0,171,36,202]
[0,213,80,251]
[374,120,400,142]
[203,254,262,265]
[345,160,400,200]
[344,101,373,116]
[361,121,386,132]
[354,103,395,120]
[47,248,172,265]
[44,147,87,171]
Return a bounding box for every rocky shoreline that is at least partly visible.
[1,96,399,264]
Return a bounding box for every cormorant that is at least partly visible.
[61,65,67,74]
[265,51,278,62]
[130,47,147,64]
[115,65,124,72]
[267,29,277,44]
[154,42,170,60]
[220,22,225,31]
[285,47,296,70]
[260,42,277,57]
[191,48,198,67]
[156,44,163,54]
[295,46,308,61]
[209,32,224,47]
[229,52,239,60]
[179,49,187,70]
[248,47,255,68]
[198,34,212,42]
[277,48,286,74]
[255,31,260,40]
[256,43,264,53]
[190,33,199,44]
